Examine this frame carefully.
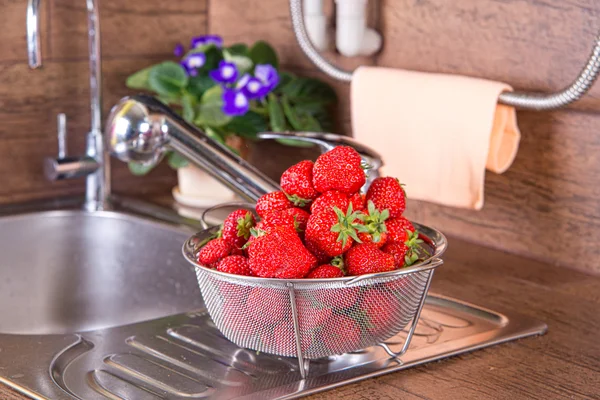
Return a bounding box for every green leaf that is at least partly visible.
[227,43,250,56]
[223,51,253,74]
[281,95,303,130]
[156,94,181,106]
[194,85,232,127]
[205,126,226,145]
[224,111,267,138]
[280,77,337,104]
[299,113,322,132]
[249,41,279,69]
[167,152,189,169]
[148,61,188,96]
[187,75,216,97]
[128,162,155,176]
[202,46,224,72]
[274,72,296,93]
[268,94,287,132]
[126,66,153,90]
[182,93,196,123]
[310,108,334,131]
[281,95,323,133]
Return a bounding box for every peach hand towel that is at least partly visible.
[351,66,521,210]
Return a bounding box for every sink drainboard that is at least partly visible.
[0,294,546,399]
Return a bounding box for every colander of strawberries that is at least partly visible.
[182,146,447,365]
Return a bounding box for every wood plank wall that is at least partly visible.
[0,0,208,203]
[1,0,598,275]
[209,0,600,275]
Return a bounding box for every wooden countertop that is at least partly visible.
[1,235,598,399]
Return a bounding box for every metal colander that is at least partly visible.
[182,220,447,369]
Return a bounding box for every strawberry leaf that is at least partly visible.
[286,192,311,207]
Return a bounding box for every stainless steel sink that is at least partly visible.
[0,208,203,335]
[0,197,547,400]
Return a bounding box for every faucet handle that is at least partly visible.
[44,112,98,181]
[57,113,67,158]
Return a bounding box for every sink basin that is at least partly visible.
[0,199,547,400]
[0,210,203,335]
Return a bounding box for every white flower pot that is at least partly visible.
[172,165,237,208]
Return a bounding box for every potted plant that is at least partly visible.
[125,35,337,206]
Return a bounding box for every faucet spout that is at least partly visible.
[26,0,42,69]
[28,0,110,211]
[105,95,281,203]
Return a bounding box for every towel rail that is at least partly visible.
[289,0,600,111]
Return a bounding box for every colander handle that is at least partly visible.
[344,258,444,285]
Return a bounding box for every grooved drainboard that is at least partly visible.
[0,207,546,400]
[0,295,546,400]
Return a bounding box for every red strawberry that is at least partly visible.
[280,160,318,205]
[321,314,362,355]
[260,210,298,234]
[357,229,387,248]
[313,146,366,194]
[247,287,289,325]
[282,207,310,239]
[305,239,332,266]
[365,177,406,218]
[307,261,344,278]
[345,243,395,276]
[221,209,256,249]
[310,191,349,215]
[349,192,365,211]
[382,242,409,268]
[383,230,426,267]
[356,200,390,248]
[386,216,415,243]
[305,204,363,257]
[360,290,399,334]
[198,238,240,267]
[255,191,293,218]
[247,227,316,278]
[216,255,253,276]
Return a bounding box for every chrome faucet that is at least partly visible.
[27,0,110,211]
[105,95,383,202]
[105,95,281,202]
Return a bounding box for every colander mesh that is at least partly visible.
[195,266,432,359]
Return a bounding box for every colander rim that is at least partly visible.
[182,221,447,285]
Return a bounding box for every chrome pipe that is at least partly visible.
[26,0,41,69]
[289,0,600,111]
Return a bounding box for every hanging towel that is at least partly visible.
[351,66,521,210]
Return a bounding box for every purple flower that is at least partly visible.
[222,89,249,116]
[209,61,239,84]
[236,73,269,99]
[191,35,223,49]
[254,64,279,93]
[173,43,184,57]
[180,53,206,76]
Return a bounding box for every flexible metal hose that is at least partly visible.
[289,0,600,111]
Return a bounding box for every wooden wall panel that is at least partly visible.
[50,0,207,59]
[209,0,600,274]
[377,0,600,112]
[0,0,207,206]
